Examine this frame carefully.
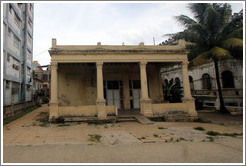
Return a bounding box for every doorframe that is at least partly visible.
[103,80,123,109]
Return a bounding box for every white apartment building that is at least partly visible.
[3,3,34,105]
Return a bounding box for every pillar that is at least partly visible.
[123,72,130,110]
[139,61,153,117]
[49,61,59,121]
[96,62,107,119]
[181,60,197,117]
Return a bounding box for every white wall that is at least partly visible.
[7,4,21,36]
[7,29,21,57]
[6,55,20,78]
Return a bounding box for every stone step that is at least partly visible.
[117,117,136,122]
[134,115,154,124]
[63,116,116,122]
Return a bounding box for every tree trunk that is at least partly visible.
[214,59,228,113]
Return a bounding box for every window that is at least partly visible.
[14,13,21,28]
[13,35,20,49]
[163,79,168,87]
[9,5,12,14]
[175,77,181,86]
[27,67,31,75]
[222,70,235,88]
[27,33,32,43]
[202,73,211,89]
[17,3,22,9]
[189,76,194,91]
[28,19,32,28]
[7,54,11,62]
[6,81,10,89]
[29,4,33,12]
[8,28,11,37]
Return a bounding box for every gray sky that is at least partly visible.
[33,2,244,66]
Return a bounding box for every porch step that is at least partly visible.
[134,115,154,124]
[117,116,136,122]
[63,116,116,122]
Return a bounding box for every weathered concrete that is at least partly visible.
[3,141,243,163]
[3,105,243,163]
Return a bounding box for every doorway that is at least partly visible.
[129,80,141,109]
[104,80,123,110]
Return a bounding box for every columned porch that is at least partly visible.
[49,39,198,122]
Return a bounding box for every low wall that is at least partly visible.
[152,103,188,115]
[58,105,116,117]
[151,103,195,121]
[3,101,35,119]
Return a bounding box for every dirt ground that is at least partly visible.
[2,105,244,163]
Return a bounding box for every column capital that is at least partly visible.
[182,60,189,67]
[139,61,148,67]
[96,62,104,68]
[51,61,58,70]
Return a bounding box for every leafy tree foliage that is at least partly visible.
[163,3,243,113]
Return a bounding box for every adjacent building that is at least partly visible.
[3,3,34,106]
[161,58,243,112]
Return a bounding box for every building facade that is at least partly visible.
[3,3,34,106]
[161,58,243,112]
[49,39,197,122]
[33,61,51,100]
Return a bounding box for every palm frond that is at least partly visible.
[188,3,211,23]
[175,15,196,27]
[208,46,231,60]
[222,38,243,49]
[225,27,243,39]
[190,51,209,67]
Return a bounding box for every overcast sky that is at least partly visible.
[32,2,244,66]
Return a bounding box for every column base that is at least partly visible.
[140,98,153,117]
[182,97,197,116]
[49,103,59,121]
[96,99,107,120]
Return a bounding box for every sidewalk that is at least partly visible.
[3,105,244,163]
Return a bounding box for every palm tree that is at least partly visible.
[169,3,243,113]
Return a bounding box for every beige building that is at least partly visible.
[48,39,197,122]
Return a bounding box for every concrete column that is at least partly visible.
[139,61,149,99]
[139,61,153,117]
[123,72,130,110]
[49,61,59,121]
[181,61,197,117]
[96,62,107,119]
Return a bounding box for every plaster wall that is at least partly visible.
[7,30,21,58]
[152,103,188,115]
[6,55,20,78]
[58,65,97,106]
[5,81,12,105]
[8,5,21,37]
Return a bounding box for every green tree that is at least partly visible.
[163,79,183,103]
[168,3,243,113]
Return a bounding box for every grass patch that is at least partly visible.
[221,133,243,137]
[3,106,39,126]
[206,131,220,136]
[158,127,167,130]
[206,131,243,137]
[153,134,159,138]
[36,112,49,127]
[194,118,211,123]
[194,127,205,131]
[57,123,70,127]
[88,134,102,142]
[138,137,146,140]
[207,136,214,142]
